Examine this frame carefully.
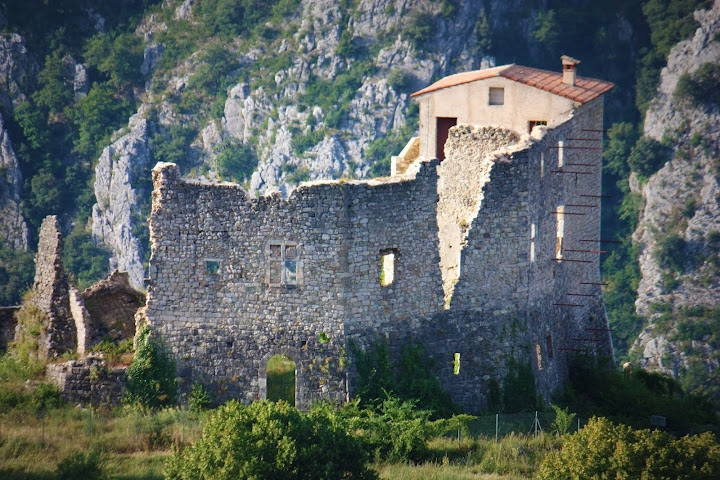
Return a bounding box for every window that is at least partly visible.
[556,205,564,260]
[489,87,504,105]
[453,353,461,375]
[530,222,536,263]
[206,259,221,274]
[267,241,302,286]
[380,250,396,286]
[528,120,547,133]
[558,140,565,167]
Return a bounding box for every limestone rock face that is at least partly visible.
[631,0,720,379]
[0,112,28,251]
[0,33,35,112]
[91,113,151,290]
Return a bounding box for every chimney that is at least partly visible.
[561,55,580,87]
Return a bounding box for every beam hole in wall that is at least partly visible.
[266,354,296,406]
[380,249,397,286]
[489,87,504,105]
[546,335,554,360]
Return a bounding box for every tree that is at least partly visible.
[124,325,177,409]
[537,416,720,479]
[627,136,670,178]
[165,400,378,480]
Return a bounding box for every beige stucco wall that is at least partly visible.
[415,77,577,158]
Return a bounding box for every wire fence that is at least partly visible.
[467,411,586,440]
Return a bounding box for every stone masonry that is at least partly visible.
[142,72,614,412]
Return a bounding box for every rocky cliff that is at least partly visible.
[631,0,720,391]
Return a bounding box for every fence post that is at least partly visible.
[495,413,499,443]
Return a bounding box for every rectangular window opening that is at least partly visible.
[528,120,547,133]
[206,259,221,274]
[558,140,565,167]
[536,343,543,371]
[380,250,396,286]
[556,206,565,260]
[489,87,505,106]
[267,241,301,286]
[453,353,461,375]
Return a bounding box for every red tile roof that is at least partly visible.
[411,64,614,104]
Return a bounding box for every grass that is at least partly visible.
[266,354,295,405]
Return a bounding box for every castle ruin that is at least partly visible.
[141,58,615,411]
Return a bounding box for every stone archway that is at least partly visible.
[266,354,295,405]
[259,348,303,408]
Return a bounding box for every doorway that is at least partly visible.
[266,354,296,405]
[436,117,457,161]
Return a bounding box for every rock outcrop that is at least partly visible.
[92,113,152,290]
[631,0,720,381]
[0,112,28,251]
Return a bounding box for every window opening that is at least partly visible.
[453,353,461,375]
[558,140,565,167]
[530,222,536,263]
[536,343,543,371]
[267,241,301,286]
[489,87,505,105]
[380,250,396,286]
[528,120,547,133]
[556,205,565,260]
[435,117,457,161]
[206,259,220,274]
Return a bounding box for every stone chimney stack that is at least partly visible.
[561,55,581,87]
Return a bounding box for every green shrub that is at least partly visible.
[188,382,211,412]
[654,233,686,273]
[215,140,258,183]
[404,11,434,49]
[537,417,720,480]
[124,326,177,410]
[164,400,378,480]
[675,62,720,108]
[56,449,105,480]
[627,136,671,178]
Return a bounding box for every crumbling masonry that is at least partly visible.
[141,60,615,411]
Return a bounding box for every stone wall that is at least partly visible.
[46,357,127,406]
[143,96,613,413]
[28,216,76,358]
[144,159,442,408]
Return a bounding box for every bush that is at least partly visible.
[215,141,258,183]
[675,62,720,108]
[654,233,686,273]
[404,11,434,49]
[627,136,671,178]
[165,400,378,480]
[537,416,720,480]
[124,326,177,410]
[56,449,105,480]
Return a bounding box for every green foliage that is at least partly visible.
[188,382,211,412]
[404,10,434,50]
[627,135,671,178]
[0,349,62,412]
[90,338,134,367]
[531,10,560,53]
[475,9,493,52]
[500,360,541,413]
[603,122,639,185]
[56,449,106,480]
[84,32,145,90]
[556,355,718,429]
[386,68,413,93]
[32,50,75,116]
[643,0,711,58]
[164,400,378,480]
[150,125,198,172]
[70,81,135,159]
[675,62,720,108]
[284,164,311,185]
[215,140,258,183]
[537,416,720,480]
[654,232,687,273]
[124,326,177,410]
[550,404,577,436]
[351,340,459,419]
[62,223,111,290]
[0,246,34,306]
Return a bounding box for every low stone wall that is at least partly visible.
[46,357,127,406]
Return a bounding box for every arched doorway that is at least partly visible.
[266,354,296,406]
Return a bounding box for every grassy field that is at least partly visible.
[0,403,560,479]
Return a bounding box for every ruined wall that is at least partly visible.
[0,306,18,351]
[427,97,612,407]
[437,125,519,300]
[27,216,76,358]
[46,358,127,406]
[144,160,443,408]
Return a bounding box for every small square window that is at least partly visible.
[206,260,220,274]
[489,87,504,105]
